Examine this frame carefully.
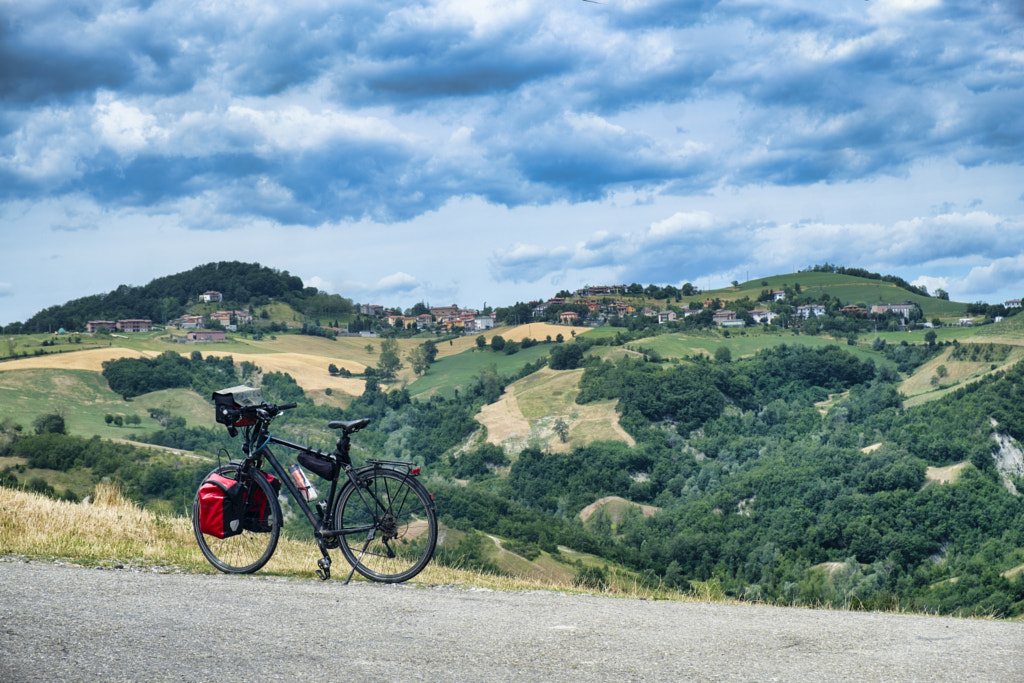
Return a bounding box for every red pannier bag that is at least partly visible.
[243,472,281,532]
[197,472,244,539]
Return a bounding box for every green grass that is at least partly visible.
[634,272,972,320]
[408,343,553,398]
[0,368,208,438]
[628,327,894,368]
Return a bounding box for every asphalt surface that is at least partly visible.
[2,559,1023,682]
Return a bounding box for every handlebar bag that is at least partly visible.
[197,473,244,539]
[243,472,281,532]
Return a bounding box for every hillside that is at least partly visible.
[4,267,1024,618]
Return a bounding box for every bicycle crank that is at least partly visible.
[315,556,331,581]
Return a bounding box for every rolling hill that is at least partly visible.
[4,267,1024,616]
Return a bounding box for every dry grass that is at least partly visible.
[0,485,688,600]
[474,367,634,453]
[228,352,367,394]
[901,346,1024,408]
[578,496,661,523]
[0,348,156,373]
[925,462,970,485]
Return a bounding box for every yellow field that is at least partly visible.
[0,347,156,373]
[0,341,375,398]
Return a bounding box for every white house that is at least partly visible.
[796,304,826,319]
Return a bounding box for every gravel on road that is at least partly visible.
[2,559,1023,682]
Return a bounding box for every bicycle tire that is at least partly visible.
[334,469,437,583]
[193,462,281,574]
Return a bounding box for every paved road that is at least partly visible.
[2,560,1023,682]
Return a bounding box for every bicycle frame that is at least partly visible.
[238,420,427,581]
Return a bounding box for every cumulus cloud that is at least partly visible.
[1,0,1020,226]
[375,272,422,293]
[490,208,1024,302]
[1,0,1022,323]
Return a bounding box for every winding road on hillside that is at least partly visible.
[2,560,1023,681]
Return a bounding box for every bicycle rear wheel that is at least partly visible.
[334,469,437,583]
[193,462,281,574]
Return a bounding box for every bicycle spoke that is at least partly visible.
[335,469,437,582]
[193,463,280,575]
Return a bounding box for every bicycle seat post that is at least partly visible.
[335,432,353,468]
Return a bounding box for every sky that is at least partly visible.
[2,0,1024,326]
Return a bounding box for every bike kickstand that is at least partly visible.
[344,536,372,585]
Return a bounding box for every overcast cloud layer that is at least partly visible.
[2,0,1023,324]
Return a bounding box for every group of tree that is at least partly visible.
[9,261,360,334]
[102,351,241,399]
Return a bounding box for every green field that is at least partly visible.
[628,327,896,368]
[697,272,969,319]
[408,342,553,398]
[0,368,210,438]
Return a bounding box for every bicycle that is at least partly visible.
[192,386,437,583]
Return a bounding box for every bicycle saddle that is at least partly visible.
[328,418,371,433]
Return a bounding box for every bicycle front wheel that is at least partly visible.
[193,462,281,574]
[334,469,437,583]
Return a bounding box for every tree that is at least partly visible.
[407,346,428,376]
[422,339,439,364]
[364,370,379,393]
[925,330,937,347]
[490,335,506,352]
[476,335,487,349]
[33,413,66,435]
[377,338,403,379]
[328,363,339,375]
[553,418,570,443]
[549,343,584,370]
[714,346,732,363]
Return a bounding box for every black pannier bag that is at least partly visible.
[212,385,265,427]
[298,451,339,480]
[197,473,244,539]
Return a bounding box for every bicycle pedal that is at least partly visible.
[315,569,330,581]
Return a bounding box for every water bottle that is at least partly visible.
[288,463,318,501]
